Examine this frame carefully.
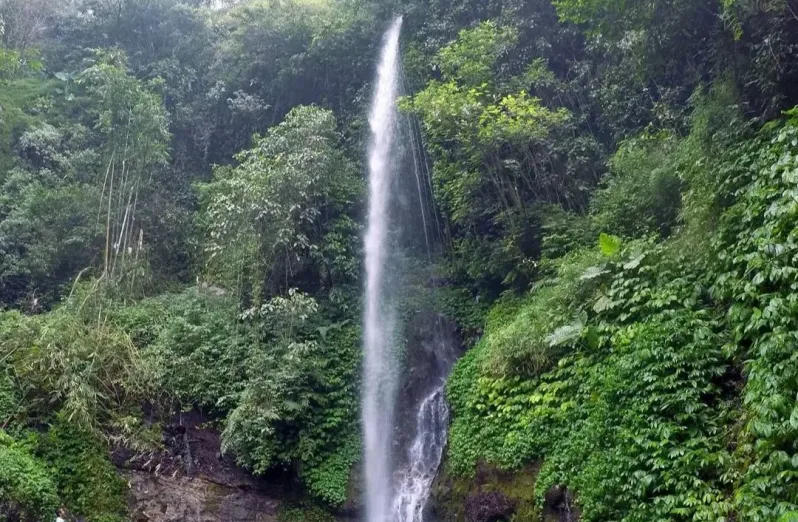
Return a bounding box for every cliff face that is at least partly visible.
[394,312,461,461]
[430,461,580,522]
[115,413,284,522]
[430,462,540,522]
[124,471,280,522]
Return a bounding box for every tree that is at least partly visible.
[199,105,361,302]
[0,0,55,52]
[77,50,171,279]
[408,21,601,289]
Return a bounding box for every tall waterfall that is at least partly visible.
[363,16,404,522]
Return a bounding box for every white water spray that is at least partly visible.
[392,384,450,522]
[363,16,404,522]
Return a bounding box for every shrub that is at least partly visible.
[0,283,153,434]
[482,246,605,376]
[0,431,58,522]
[445,106,798,521]
[121,287,254,414]
[37,417,127,522]
[590,133,683,239]
[222,291,362,506]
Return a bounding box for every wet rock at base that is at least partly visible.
[542,485,580,522]
[464,491,514,522]
[117,411,284,522]
[430,462,540,521]
[125,471,279,522]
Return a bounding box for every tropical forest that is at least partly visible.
[1,0,798,521]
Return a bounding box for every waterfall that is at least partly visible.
[392,384,450,522]
[364,17,454,522]
[363,16,404,522]
[391,316,457,522]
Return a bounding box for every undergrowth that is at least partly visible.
[446,95,798,520]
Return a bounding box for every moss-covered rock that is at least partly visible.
[336,460,363,517]
[431,461,541,522]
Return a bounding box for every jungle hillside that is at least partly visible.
[1,0,798,521]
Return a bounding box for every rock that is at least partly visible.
[394,312,461,463]
[335,460,364,518]
[431,462,541,521]
[117,411,285,522]
[125,471,280,522]
[542,486,579,522]
[464,491,514,522]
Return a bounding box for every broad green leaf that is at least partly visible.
[580,265,609,281]
[623,253,645,270]
[599,233,622,256]
[547,321,583,347]
[593,294,613,313]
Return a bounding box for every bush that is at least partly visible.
[445,105,798,521]
[447,240,735,520]
[481,246,605,376]
[221,291,362,507]
[0,283,153,434]
[0,370,23,428]
[590,133,683,239]
[713,107,798,520]
[37,417,127,522]
[278,503,337,522]
[119,287,254,414]
[0,431,58,522]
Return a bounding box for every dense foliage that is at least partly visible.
[1,0,798,520]
[445,95,798,520]
[0,432,58,522]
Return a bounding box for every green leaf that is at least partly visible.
[789,406,798,430]
[593,294,613,313]
[580,265,609,281]
[547,321,583,347]
[599,233,622,257]
[585,326,600,349]
[623,253,645,270]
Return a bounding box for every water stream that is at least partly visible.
[362,16,404,522]
[363,17,454,522]
[391,384,449,522]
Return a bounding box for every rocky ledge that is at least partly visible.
[114,412,284,522]
[431,461,580,522]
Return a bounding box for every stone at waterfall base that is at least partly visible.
[430,461,580,522]
[125,471,279,522]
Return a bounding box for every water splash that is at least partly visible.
[363,16,404,522]
[392,384,450,522]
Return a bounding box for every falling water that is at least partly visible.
[391,316,457,522]
[363,16,404,522]
[405,114,432,257]
[392,385,450,522]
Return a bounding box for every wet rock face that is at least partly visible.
[394,312,461,459]
[430,462,540,521]
[125,471,279,522]
[464,491,514,522]
[542,486,580,522]
[117,412,284,522]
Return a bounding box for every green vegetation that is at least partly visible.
[0,431,58,522]
[0,0,797,520]
[444,96,798,520]
[38,418,128,522]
